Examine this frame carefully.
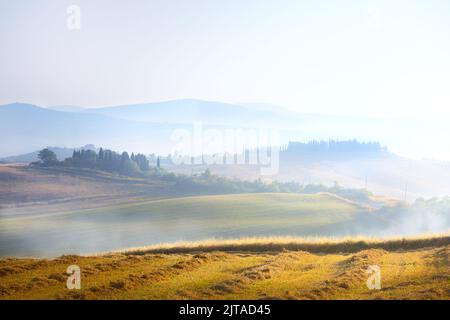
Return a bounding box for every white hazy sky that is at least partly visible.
[1,0,450,119]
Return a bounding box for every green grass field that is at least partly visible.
[0,193,366,257]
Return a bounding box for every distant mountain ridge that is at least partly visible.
[0,102,178,157]
[81,99,300,126]
[1,99,449,162]
[0,100,306,158]
[49,105,86,112]
[0,145,96,163]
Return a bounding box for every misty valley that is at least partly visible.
[1,139,449,257]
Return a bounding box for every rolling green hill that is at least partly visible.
[0,193,366,257]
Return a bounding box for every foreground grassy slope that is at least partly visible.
[0,193,365,257]
[1,237,448,300]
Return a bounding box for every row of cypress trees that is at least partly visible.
[66,148,152,174]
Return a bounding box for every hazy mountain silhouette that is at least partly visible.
[0,103,176,157]
[82,99,301,127]
[0,100,313,157]
[49,105,86,112]
[2,100,448,160]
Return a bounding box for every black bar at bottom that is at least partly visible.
[1,300,446,319]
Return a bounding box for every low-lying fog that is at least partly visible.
[1,198,448,258]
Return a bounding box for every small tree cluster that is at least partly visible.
[64,148,150,174]
[37,148,58,166]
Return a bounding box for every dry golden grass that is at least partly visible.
[0,236,448,300]
[111,233,450,255]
